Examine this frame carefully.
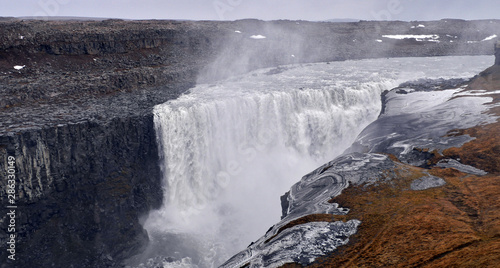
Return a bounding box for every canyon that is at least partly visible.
[0,18,499,267]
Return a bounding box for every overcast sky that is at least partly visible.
[1,0,499,21]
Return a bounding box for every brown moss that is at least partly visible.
[440,123,500,173]
[296,162,500,267]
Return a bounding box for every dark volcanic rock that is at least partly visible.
[496,41,500,65]
[0,116,162,268]
[0,18,499,268]
[1,19,499,114]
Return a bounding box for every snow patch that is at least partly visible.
[250,35,266,39]
[234,30,241,33]
[376,39,383,42]
[482,34,497,41]
[13,65,25,70]
[382,34,440,42]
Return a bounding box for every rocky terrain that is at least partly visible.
[0,18,499,267]
[223,43,500,267]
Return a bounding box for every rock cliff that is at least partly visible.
[0,116,162,267]
[0,18,499,267]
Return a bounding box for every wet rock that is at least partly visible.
[410,175,446,191]
[436,159,488,176]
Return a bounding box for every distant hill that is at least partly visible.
[17,16,116,21]
[324,18,360,23]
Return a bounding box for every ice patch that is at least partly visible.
[455,89,500,96]
[13,65,25,70]
[382,89,457,116]
[221,220,361,267]
[250,35,266,39]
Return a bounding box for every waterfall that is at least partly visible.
[136,56,493,268]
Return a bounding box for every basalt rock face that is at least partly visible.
[0,18,499,268]
[0,115,162,268]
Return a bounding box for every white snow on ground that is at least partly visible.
[13,65,25,70]
[19,35,24,39]
[234,30,241,33]
[467,34,498,43]
[250,35,266,39]
[376,39,383,42]
[417,24,425,28]
[482,34,497,41]
[382,34,440,42]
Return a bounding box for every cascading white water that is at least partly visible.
[137,56,493,268]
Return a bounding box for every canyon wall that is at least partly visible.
[0,18,499,267]
[0,116,161,267]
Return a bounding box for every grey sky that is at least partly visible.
[1,0,499,21]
